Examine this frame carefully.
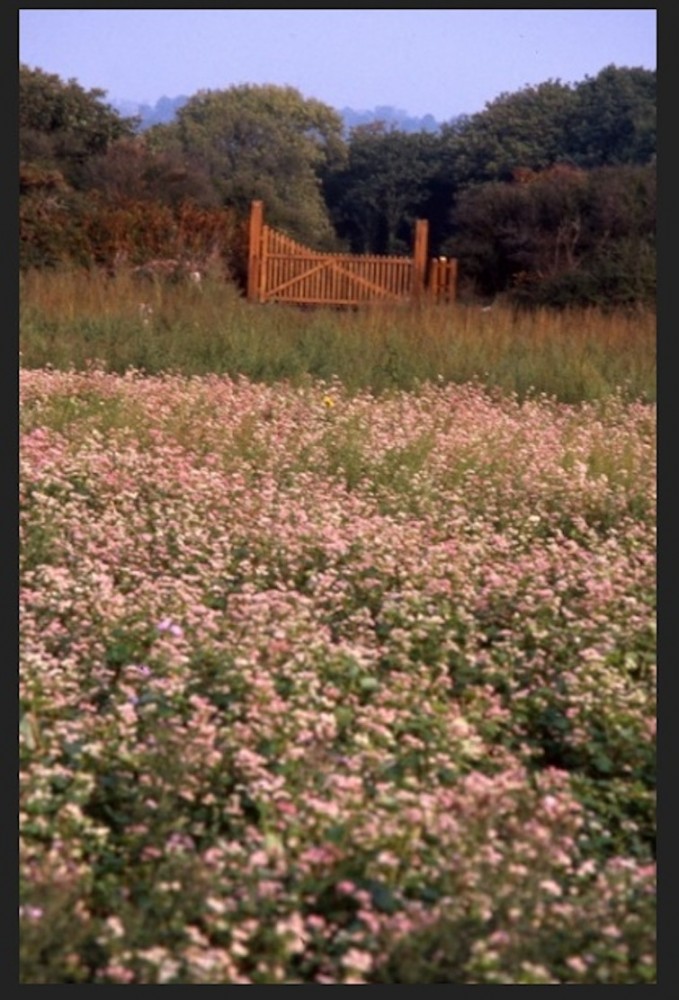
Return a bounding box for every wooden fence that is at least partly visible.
[246,200,457,306]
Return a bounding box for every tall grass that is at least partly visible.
[20,268,655,403]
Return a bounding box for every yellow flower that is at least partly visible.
[322,395,335,409]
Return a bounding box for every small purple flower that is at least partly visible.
[122,663,152,683]
[156,618,184,638]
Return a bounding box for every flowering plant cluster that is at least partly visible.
[20,367,656,983]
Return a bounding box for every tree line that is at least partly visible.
[20,63,656,308]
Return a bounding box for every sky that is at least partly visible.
[18,9,657,123]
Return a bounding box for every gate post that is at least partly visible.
[247,200,264,302]
[428,257,440,301]
[412,219,429,301]
[430,256,459,303]
[447,258,459,303]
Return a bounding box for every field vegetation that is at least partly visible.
[20,269,655,403]
[20,273,656,983]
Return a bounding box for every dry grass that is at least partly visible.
[20,268,655,403]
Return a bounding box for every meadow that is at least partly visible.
[20,272,656,983]
[20,268,655,402]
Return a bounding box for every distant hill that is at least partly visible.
[109,95,445,133]
[339,106,441,133]
[110,95,190,129]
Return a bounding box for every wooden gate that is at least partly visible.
[246,201,456,306]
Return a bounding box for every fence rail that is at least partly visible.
[247,201,456,306]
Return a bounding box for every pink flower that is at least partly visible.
[306,914,326,931]
[341,948,373,974]
[157,618,183,638]
[275,800,297,815]
[541,795,559,816]
[539,879,563,897]
[101,964,135,983]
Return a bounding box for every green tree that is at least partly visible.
[147,84,346,248]
[440,80,577,186]
[324,124,449,254]
[82,136,219,208]
[20,64,138,189]
[566,65,656,167]
[438,67,655,191]
[445,163,655,308]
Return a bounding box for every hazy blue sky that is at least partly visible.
[19,9,656,122]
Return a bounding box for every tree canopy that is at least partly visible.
[324,124,446,254]
[566,65,656,167]
[446,162,655,306]
[441,80,577,185]
[19,63,656,307]
[19,64,138,188]
[439,65,656,187]
[147,84,346,248]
